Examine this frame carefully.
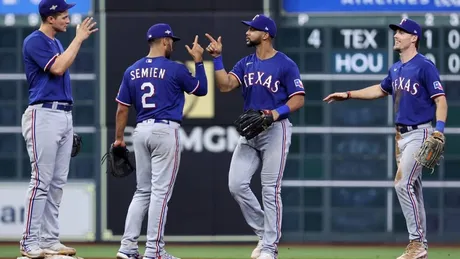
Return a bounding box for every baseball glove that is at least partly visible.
[71,133,82,157]
[234,109,274,140]
[101,144,135,178]
[414,131,445,173]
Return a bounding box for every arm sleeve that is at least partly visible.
[229,58,245,86]
[115,70,132,106]
[422,63,445,99]
[379,71,392,95]
[175,63,208,96]
[283,63,305,98]
[24,37,59,72]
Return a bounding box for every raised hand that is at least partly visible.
[76,17,98,41]
[204,33,222,58]
[323,92,349,103]
[185,35,204,63]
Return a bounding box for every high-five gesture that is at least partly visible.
[185,35,204,63]
[323,92,349,103]
[76,17,98,41]
[204,33,222,58]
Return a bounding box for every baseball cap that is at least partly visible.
[241,14,277,38]
[38,0,76,17]
[146,23,180,42]
[389,18,422,39]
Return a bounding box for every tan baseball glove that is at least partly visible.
[414,131,445,173]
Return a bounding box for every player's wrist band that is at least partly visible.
[436,120,445,133]
[346,91,352,99]
[275,104,290,118]
[213,56,224,71]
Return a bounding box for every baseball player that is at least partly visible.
[114,23,208,259]
[19,0,97,258]
[323,18,447,259]
[205,14,305,259]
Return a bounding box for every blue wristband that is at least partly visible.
[213,56,224,71]
[275,104,290,118]
[436,120,445,133]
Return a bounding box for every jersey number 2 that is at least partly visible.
[141,82,156,108]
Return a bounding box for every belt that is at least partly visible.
[41,102,73,112]
[396,122,431,134]
[141,119,181,125]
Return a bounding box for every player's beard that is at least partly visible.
[165,44,173,59]
[246,38,261,47]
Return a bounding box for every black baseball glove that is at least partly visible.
[71,133,82,157]
[101,144,136,178]
[234,109,274,140]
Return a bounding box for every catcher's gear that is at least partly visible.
[414,131,445,173]
[101,144,136,177]
[234,109,274,140]
[71,133,82,157]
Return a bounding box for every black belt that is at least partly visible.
[396,122,430,134]
[40,102,73,112]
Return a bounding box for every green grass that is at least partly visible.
[1,244,459,259]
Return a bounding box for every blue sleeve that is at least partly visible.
[115,70,132,106]
[24,36,58,72]
[380,71,392,95]
[422,62,445,99]
[229,58,245,86]
[283,62,305,98]
[175,63,208,96]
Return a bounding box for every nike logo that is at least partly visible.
[246,62,253,66]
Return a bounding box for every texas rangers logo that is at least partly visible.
[433,81,444,91]
[294,79,304,89]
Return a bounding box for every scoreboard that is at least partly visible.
[280,13,460,77]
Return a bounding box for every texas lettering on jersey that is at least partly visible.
[380,54,445,125]
[392,77,419,95]
[116,57,206,123]
[229,52,305,112]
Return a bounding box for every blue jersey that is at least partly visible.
[116,57,207,123]
[229,52,305,113]
[380,54,445,126]
[23,30,72,105]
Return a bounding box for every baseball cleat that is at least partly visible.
[396,241,427,259]
[117,251,142,259]
[143,253,180,259]
[41,243,76,256]
[257,252,274,259]
[251,240,263,259]
[20,245,45,259]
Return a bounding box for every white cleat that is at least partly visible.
[257,252,275,259]
[20,246,45,259]
[41,243,76,256]
[117,251,142,259]
[251,240,264,259]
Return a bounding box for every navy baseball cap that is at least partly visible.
[389,18,422,39]
[39,0,76,17]
[241,14,277,38]
[146,23,180,42]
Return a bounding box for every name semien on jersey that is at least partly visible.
[129,67,166,80]
[380,54,445,126]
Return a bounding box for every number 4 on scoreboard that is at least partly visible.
[307,29,321,49]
